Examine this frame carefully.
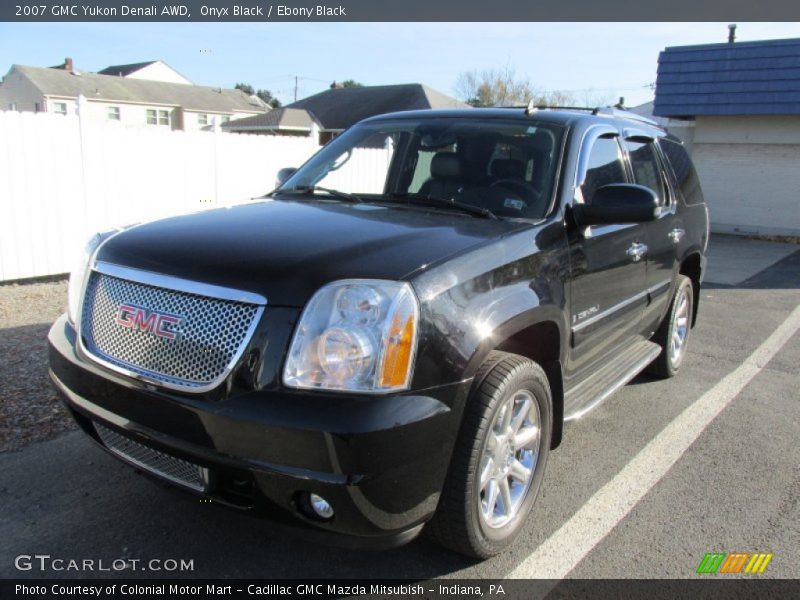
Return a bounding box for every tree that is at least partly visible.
[454,67,577,108]
[577,89,614,109]
[259,92,281,108]
[235,83,281,108]
[234,82,254,95]
[340,79,363,88]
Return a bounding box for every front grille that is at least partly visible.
[95,424,209,492]
[80,271,261,391]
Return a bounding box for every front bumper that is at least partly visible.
[48,314,470,546]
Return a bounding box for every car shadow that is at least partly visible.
[705,248,800,290]
[0,435,483,579]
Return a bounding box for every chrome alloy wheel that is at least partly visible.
[669,287,690,368]
[478,390,541,529]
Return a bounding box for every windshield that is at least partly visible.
[280,117,565,220]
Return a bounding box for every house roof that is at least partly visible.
[8,65,267,113]
[653,37,800,118]
[97,61,158,77]
[286,83,469,130]
[221,107,321,132]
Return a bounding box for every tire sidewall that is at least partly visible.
[666,277,694,374]
[468,367,552,549]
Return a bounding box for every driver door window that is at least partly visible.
[580,136,626,203]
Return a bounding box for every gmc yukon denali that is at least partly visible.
[48,106,708,558]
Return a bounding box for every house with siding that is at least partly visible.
[653,36,800,237]
[0,58,268,131]
[223,83,469,143]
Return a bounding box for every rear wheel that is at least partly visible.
[648,275,693,378]
[426,352,552,558]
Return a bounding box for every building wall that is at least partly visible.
[41,98,262,131]
[0,69,45,111]
[44,97,183,130]
[122,61,192,85]
[691,115,800,237]
[182,109,254,131]
[665,124,695,153]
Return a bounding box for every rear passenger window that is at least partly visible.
[624,140,667,206]
[581,137,626,203]
[660,138,704,206]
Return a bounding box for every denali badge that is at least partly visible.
[115,304,184,340]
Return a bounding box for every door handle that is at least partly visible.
[668,228,685,244]
[626,242,648,262]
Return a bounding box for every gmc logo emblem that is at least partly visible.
[115,304,184,340]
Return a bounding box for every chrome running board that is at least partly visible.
[564,340,661,421]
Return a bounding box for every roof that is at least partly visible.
[222,107,321,132]
[97,61,157,77]
[653,37,800,117]
[286,83,469,130]
[8,65,267,113]
[364,106,665,132]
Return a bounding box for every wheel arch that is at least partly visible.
[468,311,566,449]
[679,251,703,327]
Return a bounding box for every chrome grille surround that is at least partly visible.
[95,424,209,492]
[79,262,265,392]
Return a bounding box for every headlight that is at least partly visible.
[66,232,110,324]
[283,280,419,393]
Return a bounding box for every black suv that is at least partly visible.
[48,106,708,558]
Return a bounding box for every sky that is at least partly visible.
[1,21,799,107]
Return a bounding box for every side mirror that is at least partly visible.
[573,183,659,227]
[275,167,297,188]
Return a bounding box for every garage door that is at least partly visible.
[692,142,800,237]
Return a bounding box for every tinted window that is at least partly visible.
[581,137,626,203]
[283,119,565,219]
[659,138,704,206]
[625,140,667,206]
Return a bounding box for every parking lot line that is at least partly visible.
[509,304,800,579]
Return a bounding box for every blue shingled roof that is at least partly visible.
[653,37,800,118]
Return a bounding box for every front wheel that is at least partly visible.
[426,352,552,558]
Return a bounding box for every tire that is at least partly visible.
[648,275,694,378]
[426,351,552,558]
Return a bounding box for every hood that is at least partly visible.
[96,199,529,306]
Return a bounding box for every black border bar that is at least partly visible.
[4,579,800,600]
[3,0,800,22]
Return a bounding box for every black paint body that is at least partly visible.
[49,108,709,545]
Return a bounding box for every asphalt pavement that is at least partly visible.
[1,234,798,580]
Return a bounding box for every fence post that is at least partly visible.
[212,116,220,205]
[76,94,91,232]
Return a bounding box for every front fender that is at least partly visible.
[409,221,569,389]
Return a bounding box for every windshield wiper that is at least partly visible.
[386,192,498,220]
[279,185,363,203]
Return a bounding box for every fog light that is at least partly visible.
[309,493,334,519]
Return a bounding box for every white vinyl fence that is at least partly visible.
[0,110,325,282]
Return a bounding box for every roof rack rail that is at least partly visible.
[592,106,659,126]
[527,104,597,114]
[496,103,597,114]
[495,103,660,127]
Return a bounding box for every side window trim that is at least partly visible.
[654,139,683,208]
[651,139,677,210]
[622,136,672,209]
[573,124,625,197]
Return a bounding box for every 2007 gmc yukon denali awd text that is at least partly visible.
[49,106,709,558]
